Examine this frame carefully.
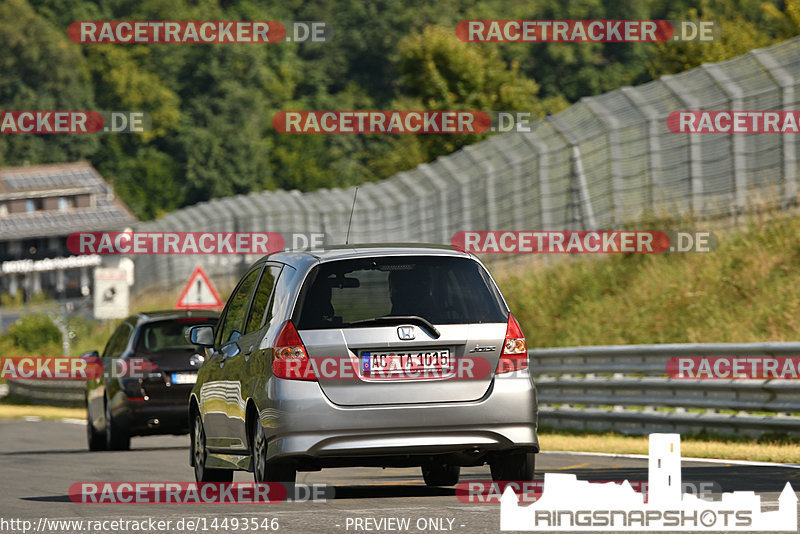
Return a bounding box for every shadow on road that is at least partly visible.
[0,446,188,456]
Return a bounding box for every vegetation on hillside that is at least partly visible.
[2,0,799,220]
[499,213,800,347]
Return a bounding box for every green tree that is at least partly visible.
[648,1,800,78]
[0,0,98,166]
[392,25,567,163]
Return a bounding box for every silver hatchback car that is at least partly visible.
[188,245,538,485]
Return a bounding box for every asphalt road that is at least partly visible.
[1,419,798,534]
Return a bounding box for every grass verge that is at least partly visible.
[495,213,800,346]
[0,403,85,420]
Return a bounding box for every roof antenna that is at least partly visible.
[345,187,359,245]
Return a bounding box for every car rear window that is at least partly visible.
[137,319,217,352]
[296,256,507,328]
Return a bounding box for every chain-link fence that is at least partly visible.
[133,37,800,295]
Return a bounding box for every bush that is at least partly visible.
[7,314,61,352]
[0,292,23,308]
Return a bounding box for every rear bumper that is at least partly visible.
[114,399,190,436]
[265,371,538,467]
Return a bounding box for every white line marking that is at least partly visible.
[540,450,800,469]
[61,418,86,425]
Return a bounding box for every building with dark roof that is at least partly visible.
[0,162,137,301]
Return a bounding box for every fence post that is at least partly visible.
[661,75,705,216]
[464,146,497,230]
[440,155,473,230]
[519,134,553,230]
[549,116,597,229]
[751,48,799,208]
[583,97,624,225]
[702,63,747,217]
[620,87,662,214]
[419,163,451,243]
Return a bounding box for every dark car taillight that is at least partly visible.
[272,320,317,381]
[120,359,160,400]
[140,359,161,379]
[495,313,528,374]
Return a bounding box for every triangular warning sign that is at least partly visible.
[176,266,223,309]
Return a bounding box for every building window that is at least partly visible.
[0,203,7,217]
[58,196,75,211]
[25,199,42,212]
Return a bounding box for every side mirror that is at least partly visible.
[79,350,103,379]
[80,350,100,360]
[187,325,215,347]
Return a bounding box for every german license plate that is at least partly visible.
[361,350,452,377]
[171,372,197,385]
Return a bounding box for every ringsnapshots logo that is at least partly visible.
[500,434,797,531]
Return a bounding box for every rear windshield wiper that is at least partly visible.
[348,315,441,339]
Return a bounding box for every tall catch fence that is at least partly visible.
[133,37,800,294]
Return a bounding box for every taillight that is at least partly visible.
[140,360,161,378]
[272,321,317,381]
[496,313,528,374]
[120,359,159,400]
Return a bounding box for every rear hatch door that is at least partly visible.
[294,255,508,406]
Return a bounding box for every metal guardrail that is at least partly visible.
[6,379,85,407]
[6,342,800,437]
[531,343,800,437]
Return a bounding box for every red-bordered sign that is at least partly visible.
[175,266,222,309]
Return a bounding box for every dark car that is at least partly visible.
[188,246,537,485]
[84,310,219,451]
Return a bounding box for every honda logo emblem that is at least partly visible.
[397,326,415,340]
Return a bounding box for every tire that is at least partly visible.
[422,462,461,487]
[86,397,106,451]
[192,414,233,483]
[105,398,130,451]
[490,451,535,482]
[252,420,295,484]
